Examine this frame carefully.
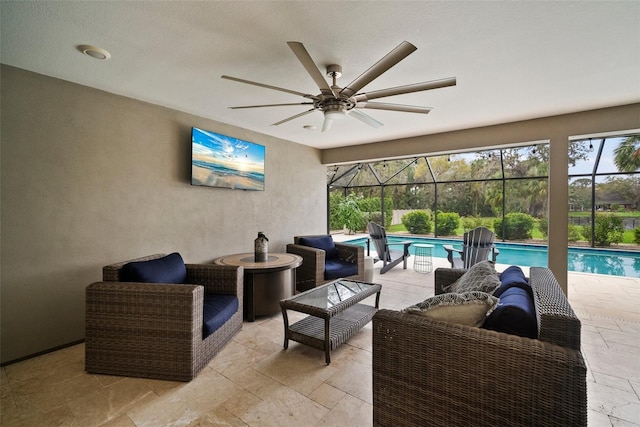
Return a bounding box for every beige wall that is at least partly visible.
[323,103,640,293]
[2,63,638,363]
[0,65,327,363]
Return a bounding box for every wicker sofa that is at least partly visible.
[372,267,587,427]
[85,254,243,382]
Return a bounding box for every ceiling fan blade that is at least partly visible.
[356,102,432,114]
[349,109,383,128]
[340,41,417,98]
[271,108,317,126]
[321,116,333,132]
[230,102,314,109]
[221,75,316,99]
[354,77,457,102]
[287,42,335,97]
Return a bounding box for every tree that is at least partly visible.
[599,176,640,209]
[334,193,366,234]
[614,135,640,172]
[569,178,592,211]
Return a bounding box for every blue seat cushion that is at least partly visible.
[121,253,187,284]
[202,294,238,339]
[324,259,358,280]
[482,286,538,339]
[298,235,338,259]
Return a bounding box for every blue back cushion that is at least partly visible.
[202,294,239,338]
[298,235,338,259]
[482,286,538,338]
[324,259,358,280]
[121,253,187,284]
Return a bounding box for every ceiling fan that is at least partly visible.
[221,41,456,132]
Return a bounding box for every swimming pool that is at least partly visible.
[345,236,640,278]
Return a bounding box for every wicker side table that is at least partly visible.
[413,243,434,273]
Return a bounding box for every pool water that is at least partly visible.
[346,236,640,278]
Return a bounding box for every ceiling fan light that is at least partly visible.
[325,110,346,120]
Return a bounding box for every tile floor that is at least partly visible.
[1,256,639,426]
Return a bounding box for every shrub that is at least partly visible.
[401,210,432,234]
[461,216,489,231]
[329,192,345,231]
[538,217,549,238]
[358,197,393,228]
[567,223,583,242]
[436,212,460,235]
[593,213,624,246]
[634,227,640,244]
[494,213,535,240]
[461,217,475,231]
[538,217,582,242]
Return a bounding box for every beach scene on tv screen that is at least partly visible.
[191,127,265,191]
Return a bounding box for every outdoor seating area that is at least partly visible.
[2,252,638,426]
[2,4,638,426]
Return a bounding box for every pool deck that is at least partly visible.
[335,232,640,425]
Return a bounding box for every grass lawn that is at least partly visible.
[570,211,640,218]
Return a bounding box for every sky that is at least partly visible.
[192,127,265,168]
[570,138,615,175]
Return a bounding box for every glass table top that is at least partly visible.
[292,280,377,310]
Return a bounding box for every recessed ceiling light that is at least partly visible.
[77,44,111,60]
[303,125,317,131]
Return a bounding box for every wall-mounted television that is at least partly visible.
[191,127,265,191]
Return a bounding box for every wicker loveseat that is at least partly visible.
[85,253,243,382]
[372,267,587,427]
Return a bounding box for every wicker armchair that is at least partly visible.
[85,254,243,382]
[286,235,364,292]
[372,267,586,427]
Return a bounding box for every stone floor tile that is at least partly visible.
[588,381,640,425]
[308,382,347,410]
[326,359,372,404]
[67,377,158,426]
[235,385,328,427]
[316,393,372,427]
[588,409,614,426]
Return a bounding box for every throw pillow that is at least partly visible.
[403,291,499,327]
[121,252,187,284]
[443,260,501,295]
[298,235,338,259]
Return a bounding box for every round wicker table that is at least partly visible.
[214,253,302,321]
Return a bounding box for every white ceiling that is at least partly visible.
[2,1,639,149]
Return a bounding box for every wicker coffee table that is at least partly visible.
[279,279,381,364]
